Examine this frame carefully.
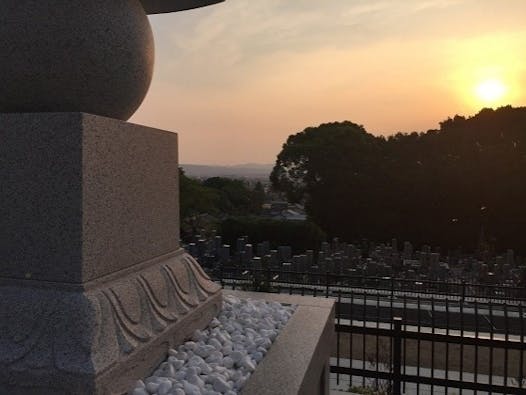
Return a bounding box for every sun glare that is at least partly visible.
[475,79,507,103]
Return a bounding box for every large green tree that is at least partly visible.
[271,106,526,252]
[271,121,386,240]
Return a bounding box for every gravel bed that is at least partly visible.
[130,295,296,395]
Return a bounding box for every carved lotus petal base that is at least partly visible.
[0,250,222,395]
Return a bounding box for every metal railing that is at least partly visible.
[332,290,526,394]
[214,265,526,394]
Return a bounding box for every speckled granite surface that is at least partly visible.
[0,113,222,394]
[0,113,180,283]
[0,0,154,120]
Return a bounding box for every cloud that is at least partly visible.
[133,0,526,164]
[149,0,526,92]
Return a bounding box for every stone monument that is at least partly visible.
[0,1,224,394]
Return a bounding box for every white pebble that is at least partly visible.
[208,337,222,350]
[212,376,232,393]
[183,381,202,395]
[222,356,234,369]
[210,317,220,327]
[184,341,197,351]
[230,351,243,364]
[129,297,296,395]
[157,381,172,395]
[145,382,159,393]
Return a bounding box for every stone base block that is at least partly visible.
[0,112,181,284]
[0,113,222,394]
[0,250,222,395]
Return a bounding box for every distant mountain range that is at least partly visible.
[181,163,273,180]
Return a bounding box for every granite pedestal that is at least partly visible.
[0,113,222,394]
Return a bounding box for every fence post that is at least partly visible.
[461,280,466,301]
[266,265,271,292]
[219,259,224,287]
[325,271,330,298]
[393,317,402,395]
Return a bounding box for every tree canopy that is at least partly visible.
[179,170,266,239]
[271,106,526,252]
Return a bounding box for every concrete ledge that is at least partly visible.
[225,291,335,395]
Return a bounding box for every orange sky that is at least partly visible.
[131,0,526,165]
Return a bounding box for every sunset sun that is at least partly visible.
[475,79,507,103]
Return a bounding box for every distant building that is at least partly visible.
[261,201,307,221]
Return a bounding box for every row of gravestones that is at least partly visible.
[185,235,418,280]
[186,234,526,287]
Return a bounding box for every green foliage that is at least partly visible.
[179,168,221,219]
[271,106,526,252]
[219,217,326,253]
[179,170,267,240]
[203,177,264,215]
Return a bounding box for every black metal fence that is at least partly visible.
[215,265,526,394]
[216,264,526,302]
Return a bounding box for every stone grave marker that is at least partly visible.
[0,1,224,393]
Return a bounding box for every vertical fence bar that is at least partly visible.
[219,259,224,287]
[446,297,450,395]
[474,300,479,395]
[520,302,524,390]
[336,290,341,386]
[504,302,509,388]
[390,275,394,390]
[431,295,435,395]
[460,294,464,395]
[325,271,330,298]
[393,317,402,395]
[376,291,380,390]
[402,293,407,394]
[350,290,354,389]
[362,291,367,388]
[266,266,271,293]
[417,295,421,394]
[489,299,493,393]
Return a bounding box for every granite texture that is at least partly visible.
[0,0,154,120]
[0,250,222,395]
[141,0,224,14]
[0,112,223,394]
[225,291,335,395]
[0,113,180,284]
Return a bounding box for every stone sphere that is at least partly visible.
[0,0,154,121]
[141,0,225,14]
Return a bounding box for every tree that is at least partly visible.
[271,121,385,240]
[202,177,264,215]
[271,107,526,252]
[179,172,268,240]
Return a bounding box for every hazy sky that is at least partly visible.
[131,0,526,165]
